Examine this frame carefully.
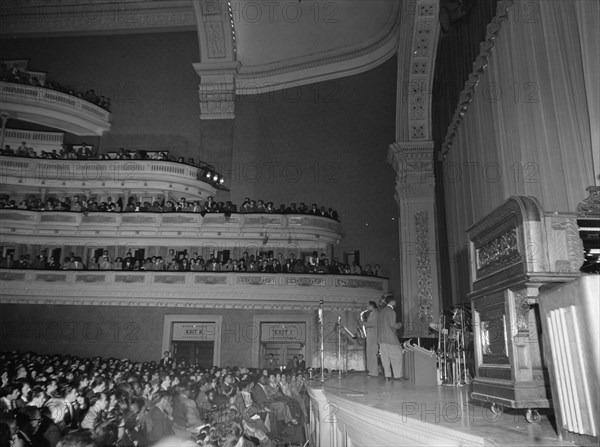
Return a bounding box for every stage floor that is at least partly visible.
[307,373,575,447]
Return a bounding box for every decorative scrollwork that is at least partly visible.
[476,228,521,274]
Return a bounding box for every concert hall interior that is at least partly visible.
[0,1,598,447]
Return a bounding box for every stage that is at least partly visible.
[306,373,575,447]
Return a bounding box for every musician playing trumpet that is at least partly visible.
[361,301,380,377]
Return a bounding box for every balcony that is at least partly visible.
[0,209,342,248]
[0,270,387,311]
[0,81,111,136]
[0,156,217,199]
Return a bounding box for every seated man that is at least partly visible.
[171,383,204,440]
[144,391,174,444]
[252,375,297,427]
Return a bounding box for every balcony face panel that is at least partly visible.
[1,82,111,136]
[0,209,342,248]
[0,156,217,199]
[0,270,388,310]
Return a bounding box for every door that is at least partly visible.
[172,341,214,368]
[261,342,304,369]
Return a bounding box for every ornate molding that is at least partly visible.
[389,142,436,202]
[192,0,238,119]
[0,270,389,310]
[334,278,383,291]
[406,0,441,141]
[0,207,342,248]
[577,185,600,216]
[415,211,433,323]
[475,227,521,276]
[234,3,401,95]
[439,0,515,161]
[286,277,326,287]
[0,82,111,136]
[0,1,197,38]
[193,1,401,116]
[512,288,530,332]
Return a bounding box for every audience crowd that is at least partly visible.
[0,249,383,277]
[1,142,338,219]
[0,194,338,222]
[0,350,312,446]
[1,62,111,112]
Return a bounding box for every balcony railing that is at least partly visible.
[0,270,387,310]
[0,209,342,247]
[0,156,217,198]
[0,81,111,136]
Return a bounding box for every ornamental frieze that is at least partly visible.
[415,211,433,323]
[0,212,36,221]
[0,272,26,281]
[121,215,157,224]
[512,289,530,332]
[476,227,521,275]
[194,276,227,285]
[236,276,276,286]
[154,275,186,284]
[35,273,67,282]
[40,214,77,223]
[82,215,117,223]
[334,278,383,290]
[162,215,197,225]
[75,275,106,283]
[114,275,145,283]
[286,277,326,287]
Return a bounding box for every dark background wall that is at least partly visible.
[1,31,400,293]
[0,303,324,365]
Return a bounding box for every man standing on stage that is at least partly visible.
[363,301,380,377]
[377,296,405,380]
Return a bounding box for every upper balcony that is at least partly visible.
[0,209,342,249]
[0,81,111,136]
[0,155,217,199]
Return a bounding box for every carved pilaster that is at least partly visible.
[394,0,440,142]
[192,0,238,119]
[388,141,440,336]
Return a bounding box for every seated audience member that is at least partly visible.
[171,383,203,440]
[143,391,174,444]
[80,393,107,430]
[56,429,96,447]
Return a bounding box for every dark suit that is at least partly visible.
[377,304,403,378]
[364,309,380,376]
[144,406,174,444]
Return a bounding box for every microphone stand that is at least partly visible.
[337,315,342,378]
[319,300,325,382]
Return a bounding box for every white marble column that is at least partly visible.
[388,141,440,337]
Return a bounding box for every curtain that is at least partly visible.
[441,0,597,301]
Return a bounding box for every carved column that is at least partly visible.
[191,0,239,119]
[388,142,440,337]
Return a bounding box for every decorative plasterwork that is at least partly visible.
[439,0,514,160]
[0,82,111,136]
[388,141,435,200]
[415,211,433,323]
[234,4,401,95]
[0,156,216,200]
[0,209,342,248]
[394,0,440,142]
[192,0,238,119]
[192,1,402,118]
[0,1,197,37]
[0,270,387,311]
